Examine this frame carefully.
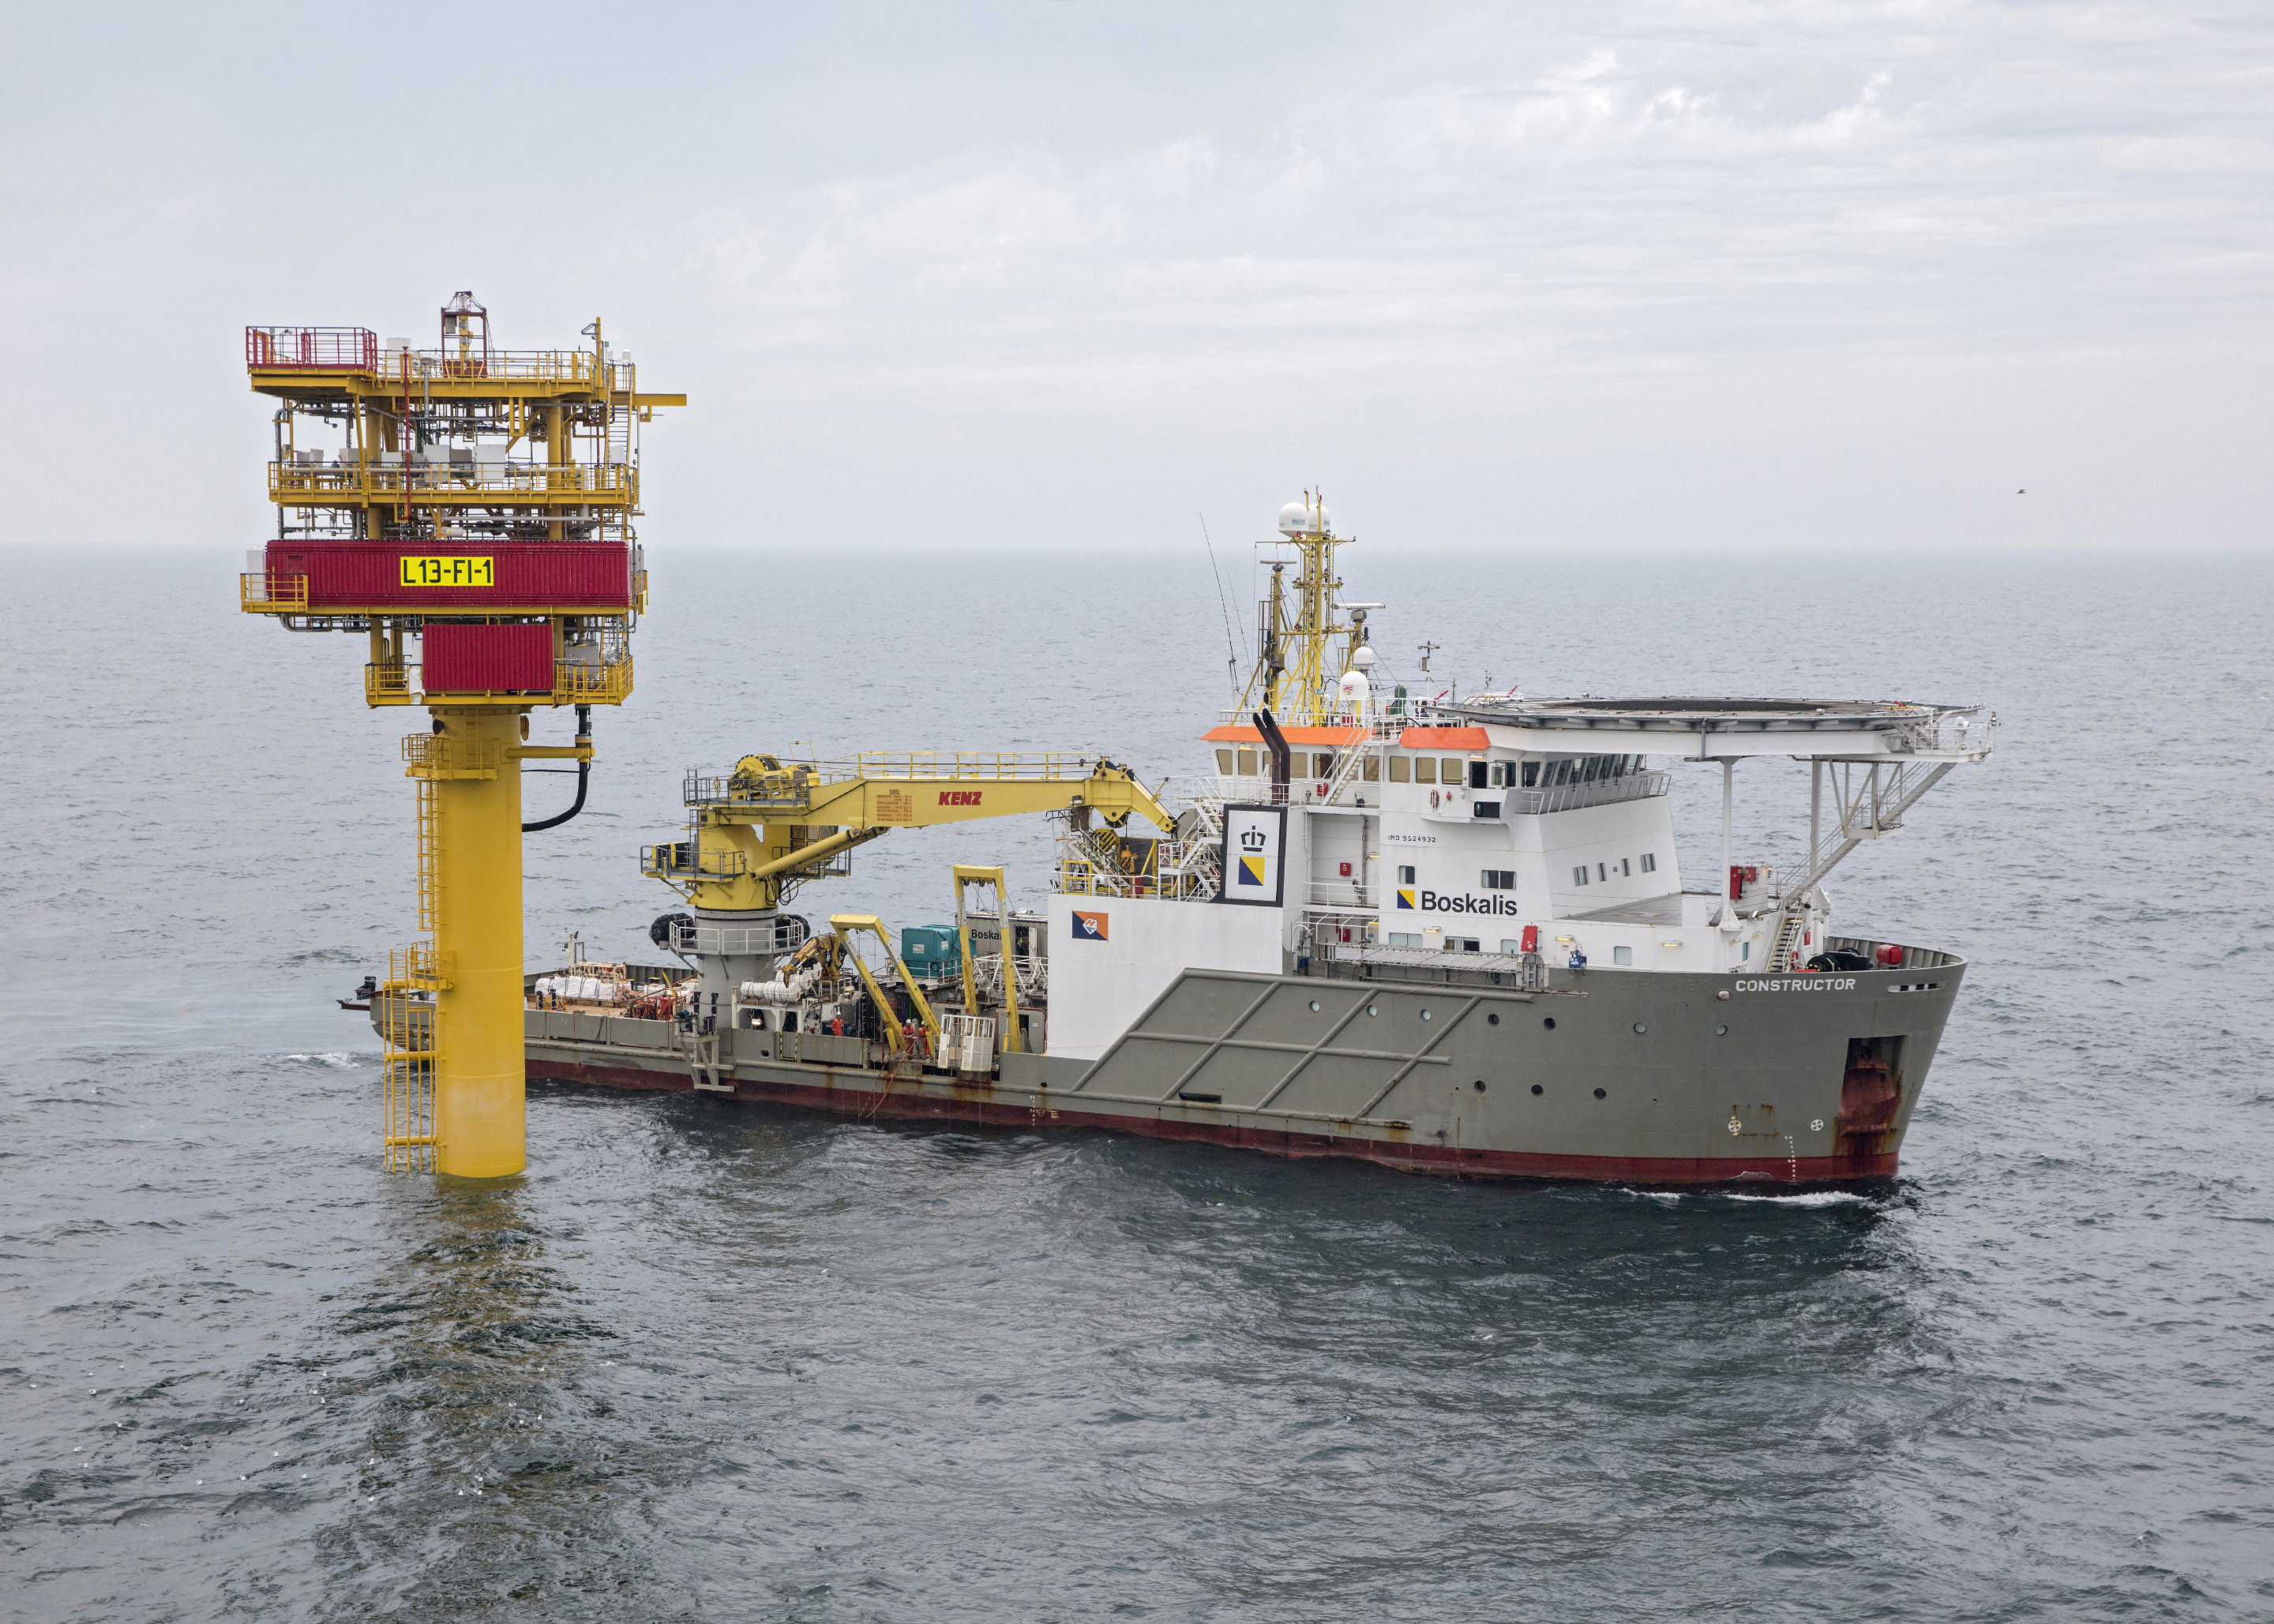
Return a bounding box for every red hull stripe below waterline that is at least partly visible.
[529,1060,1897,1185]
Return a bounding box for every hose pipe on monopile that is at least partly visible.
[523,704,593,832]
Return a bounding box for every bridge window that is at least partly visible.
[1413,757,1436,784]
[1361,756,1379,781]
[1236,748,1258,775]
[1215,748,1234,774]
[1522,761,1540,787]
[1389,756,1412,782]
[1313,752,1334,777]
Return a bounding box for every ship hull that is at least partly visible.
[520,958,1964,1187]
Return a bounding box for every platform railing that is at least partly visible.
[642,843,752,883]
[554,655,634,703]
[366,662,415,706]
[670,917,812,958]
[239,571,309,613]
[402,734,503,780]
[269,461,636,503]
[1901,712,1998,760]
[246,327,378,370]
[399,349,606,384]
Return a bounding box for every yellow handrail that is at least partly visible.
[240,572,307,613]
[269,462,636,504]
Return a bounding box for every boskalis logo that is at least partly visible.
[1237,825,1270,887]
[1401,886,1520,916]
[1071,910,1109,942]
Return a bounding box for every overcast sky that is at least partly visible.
[6,1,2268,551]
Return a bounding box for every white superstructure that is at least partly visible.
[1046,497,1996,1053]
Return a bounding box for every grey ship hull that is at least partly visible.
[515,944,1963,1185]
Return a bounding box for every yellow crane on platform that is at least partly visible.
[241,294,681,1178]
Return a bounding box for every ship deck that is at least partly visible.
[1567,891,1693,928]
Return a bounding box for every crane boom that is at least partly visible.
[647,753,1173,913]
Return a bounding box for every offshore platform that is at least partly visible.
[242,296,681,1177]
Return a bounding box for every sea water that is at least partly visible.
[2,545,2269,1620]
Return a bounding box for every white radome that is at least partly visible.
[1339,669,1371,703]
[1351,644,1376,671]
[1278,499,1329,537]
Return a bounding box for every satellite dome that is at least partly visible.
[1351,644,1376,671]
[1278,497,1330,537]
[1338,669,1371,703]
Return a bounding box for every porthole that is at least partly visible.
[1633,1023,1647,1034]
[1714,1024,1728,1037]
[1473,1080,1487,1093]
[1543,1017,1556,1030]
[1308,1000,1321,1012]
[1530,1083,1544,1096]
[1420,1009,1433,1022]
[1488,1012,1499,1026]
[1593,1087,1607,1100]
[1366,1004,1378,1017]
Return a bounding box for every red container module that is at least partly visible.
[263,541,631,610]
[423,623,555,694]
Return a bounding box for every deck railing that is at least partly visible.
[246,327,378,370]
[642,843,750,882]
[1317,942,1550,992]
[269,461,636,503]
[672,917,811,958]
[553,655,634,703]
[239,571,309,613]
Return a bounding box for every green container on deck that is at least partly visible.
[900,925,962,977]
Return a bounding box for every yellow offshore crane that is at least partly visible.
[643,751,1173,1041]
[242,295,682,1177]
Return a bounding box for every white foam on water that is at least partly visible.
[1615,1188,1683,1204]
[1725,1191,1876,1209]
[284,1052,362,1069]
